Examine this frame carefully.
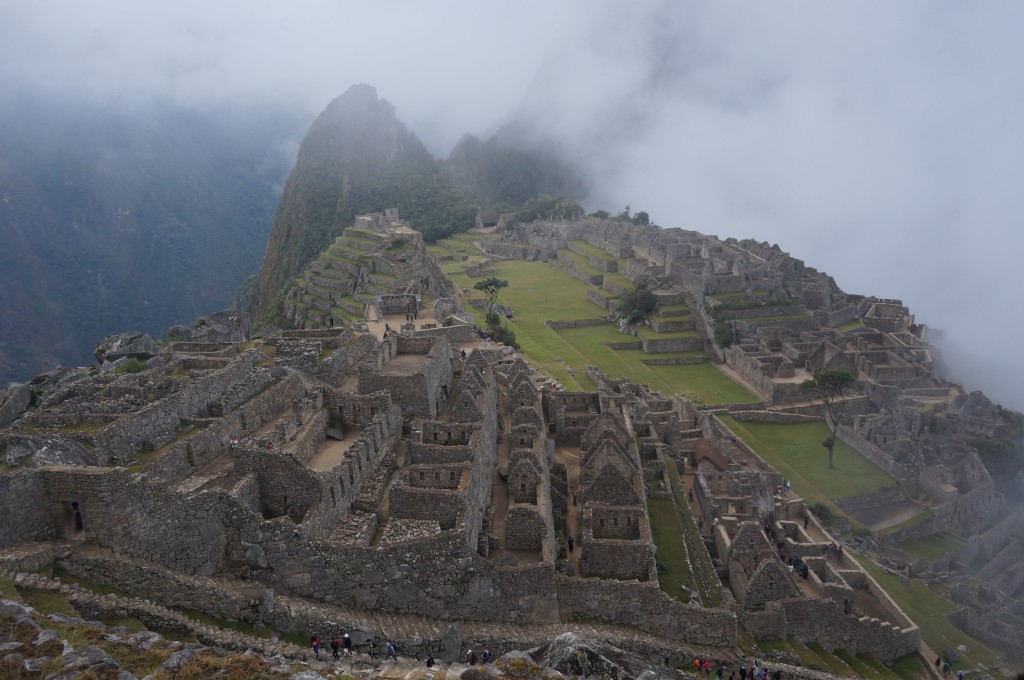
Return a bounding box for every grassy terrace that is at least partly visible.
[431,243,756,401]
[894,532,965,561]
[602,271,634,290]
[649,497,697,603]
[718,416,897,510]
[570,239,617,262]
[636,326,699,340]
[557,249,603,275]
[853,552,1019,674]
[708,289,771,300]
[835,318,864,331]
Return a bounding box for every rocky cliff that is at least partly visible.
[251,85,475,323]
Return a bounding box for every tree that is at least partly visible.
[474,277,508,315]
[800,369,857,469]
[619,278,658,324]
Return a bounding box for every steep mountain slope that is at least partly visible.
[251,84,476,322]
[444,120,588,208]
[0,93,298,383]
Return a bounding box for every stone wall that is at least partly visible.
[505,504,546,551]
[0,470,55,546]
[96,352,259,462]
[555,576,737,646]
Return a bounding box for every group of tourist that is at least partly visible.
[695,657,783,680]
[786,555,811,580]
[309,634,398,663]
[465,648,494,665]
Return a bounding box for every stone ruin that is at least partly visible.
[0,213,1021,669]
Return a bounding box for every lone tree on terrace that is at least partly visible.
[800,368,857,469]
[474,277,508,316]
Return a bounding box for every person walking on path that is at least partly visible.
[740,663,747,680]
[367,640,376,658]
[385,641,398,661]
[330,637,340,661]
[704,659,712,675]
[311,636,320,660]
[568,535,574,553]
[343,633,352,657]
[695,657,702,673]
[467,649,477,665]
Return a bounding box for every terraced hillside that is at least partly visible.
[284,214,453,330]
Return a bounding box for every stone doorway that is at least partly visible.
[59,501,85,539]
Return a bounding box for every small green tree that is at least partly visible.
[800,369,857,469]
[474,277,508,315]
[619,279,658,324]
[713,323,735,348]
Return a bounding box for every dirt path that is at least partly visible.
[555,446,582,570]
[308,432,359,471]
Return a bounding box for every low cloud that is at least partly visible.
[3,0,1022,406]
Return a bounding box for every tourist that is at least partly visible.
[568,535,574,553]
[804,515,809,529]
[328,317,334,329]
[426,654,435,667]
[367,640,376,658]
[483,649,493,663]
[740,663,747,680]
[695,657,703,673]
[704,659,712,675]
[467,649,477,665]
[330,636,340,661]
[385,640,398,661]
[572,487,578,505]
[343,632,352,657]
[311,635,320,660]
[688,488,694,503]
[717,665,724,678]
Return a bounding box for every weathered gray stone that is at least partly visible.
[2,434,97,468]
[0,382,32,428]
[440,622,462,663]
[53,644,121,676]
[94,331,158,364]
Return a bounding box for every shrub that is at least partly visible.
[113,358,148,374]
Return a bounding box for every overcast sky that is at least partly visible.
[3,0,1023,407]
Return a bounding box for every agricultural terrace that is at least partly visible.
[718,416,898,512]
[437,242,756,402]
[853,552,1021,674]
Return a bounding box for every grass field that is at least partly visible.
[894,532,965,561]
[648,497,697,603]
[719,416,897,505]
[489,261,756,402]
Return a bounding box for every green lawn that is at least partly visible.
[854,552,1019,674]
[570,239,617,262]
[487,261,755,402]
[894,532,965,561]
[719,417,897,505]
[648,497,697,603]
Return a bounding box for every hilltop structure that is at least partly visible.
[0,212,1021,675]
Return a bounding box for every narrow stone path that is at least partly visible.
[555,445,581,570]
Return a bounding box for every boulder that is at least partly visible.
[191,311,252,343]
[528,632,686,680]
[0,382,33,428]
[52,644,121,677]
[94,332,157,364]
[2,434,98,468]
[168,324,194,340]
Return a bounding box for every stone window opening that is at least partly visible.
[613,518,618,527]
[434,471,440,481]
[450,470,458,483]
[600,519,605,527]
[419,471,425,480]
